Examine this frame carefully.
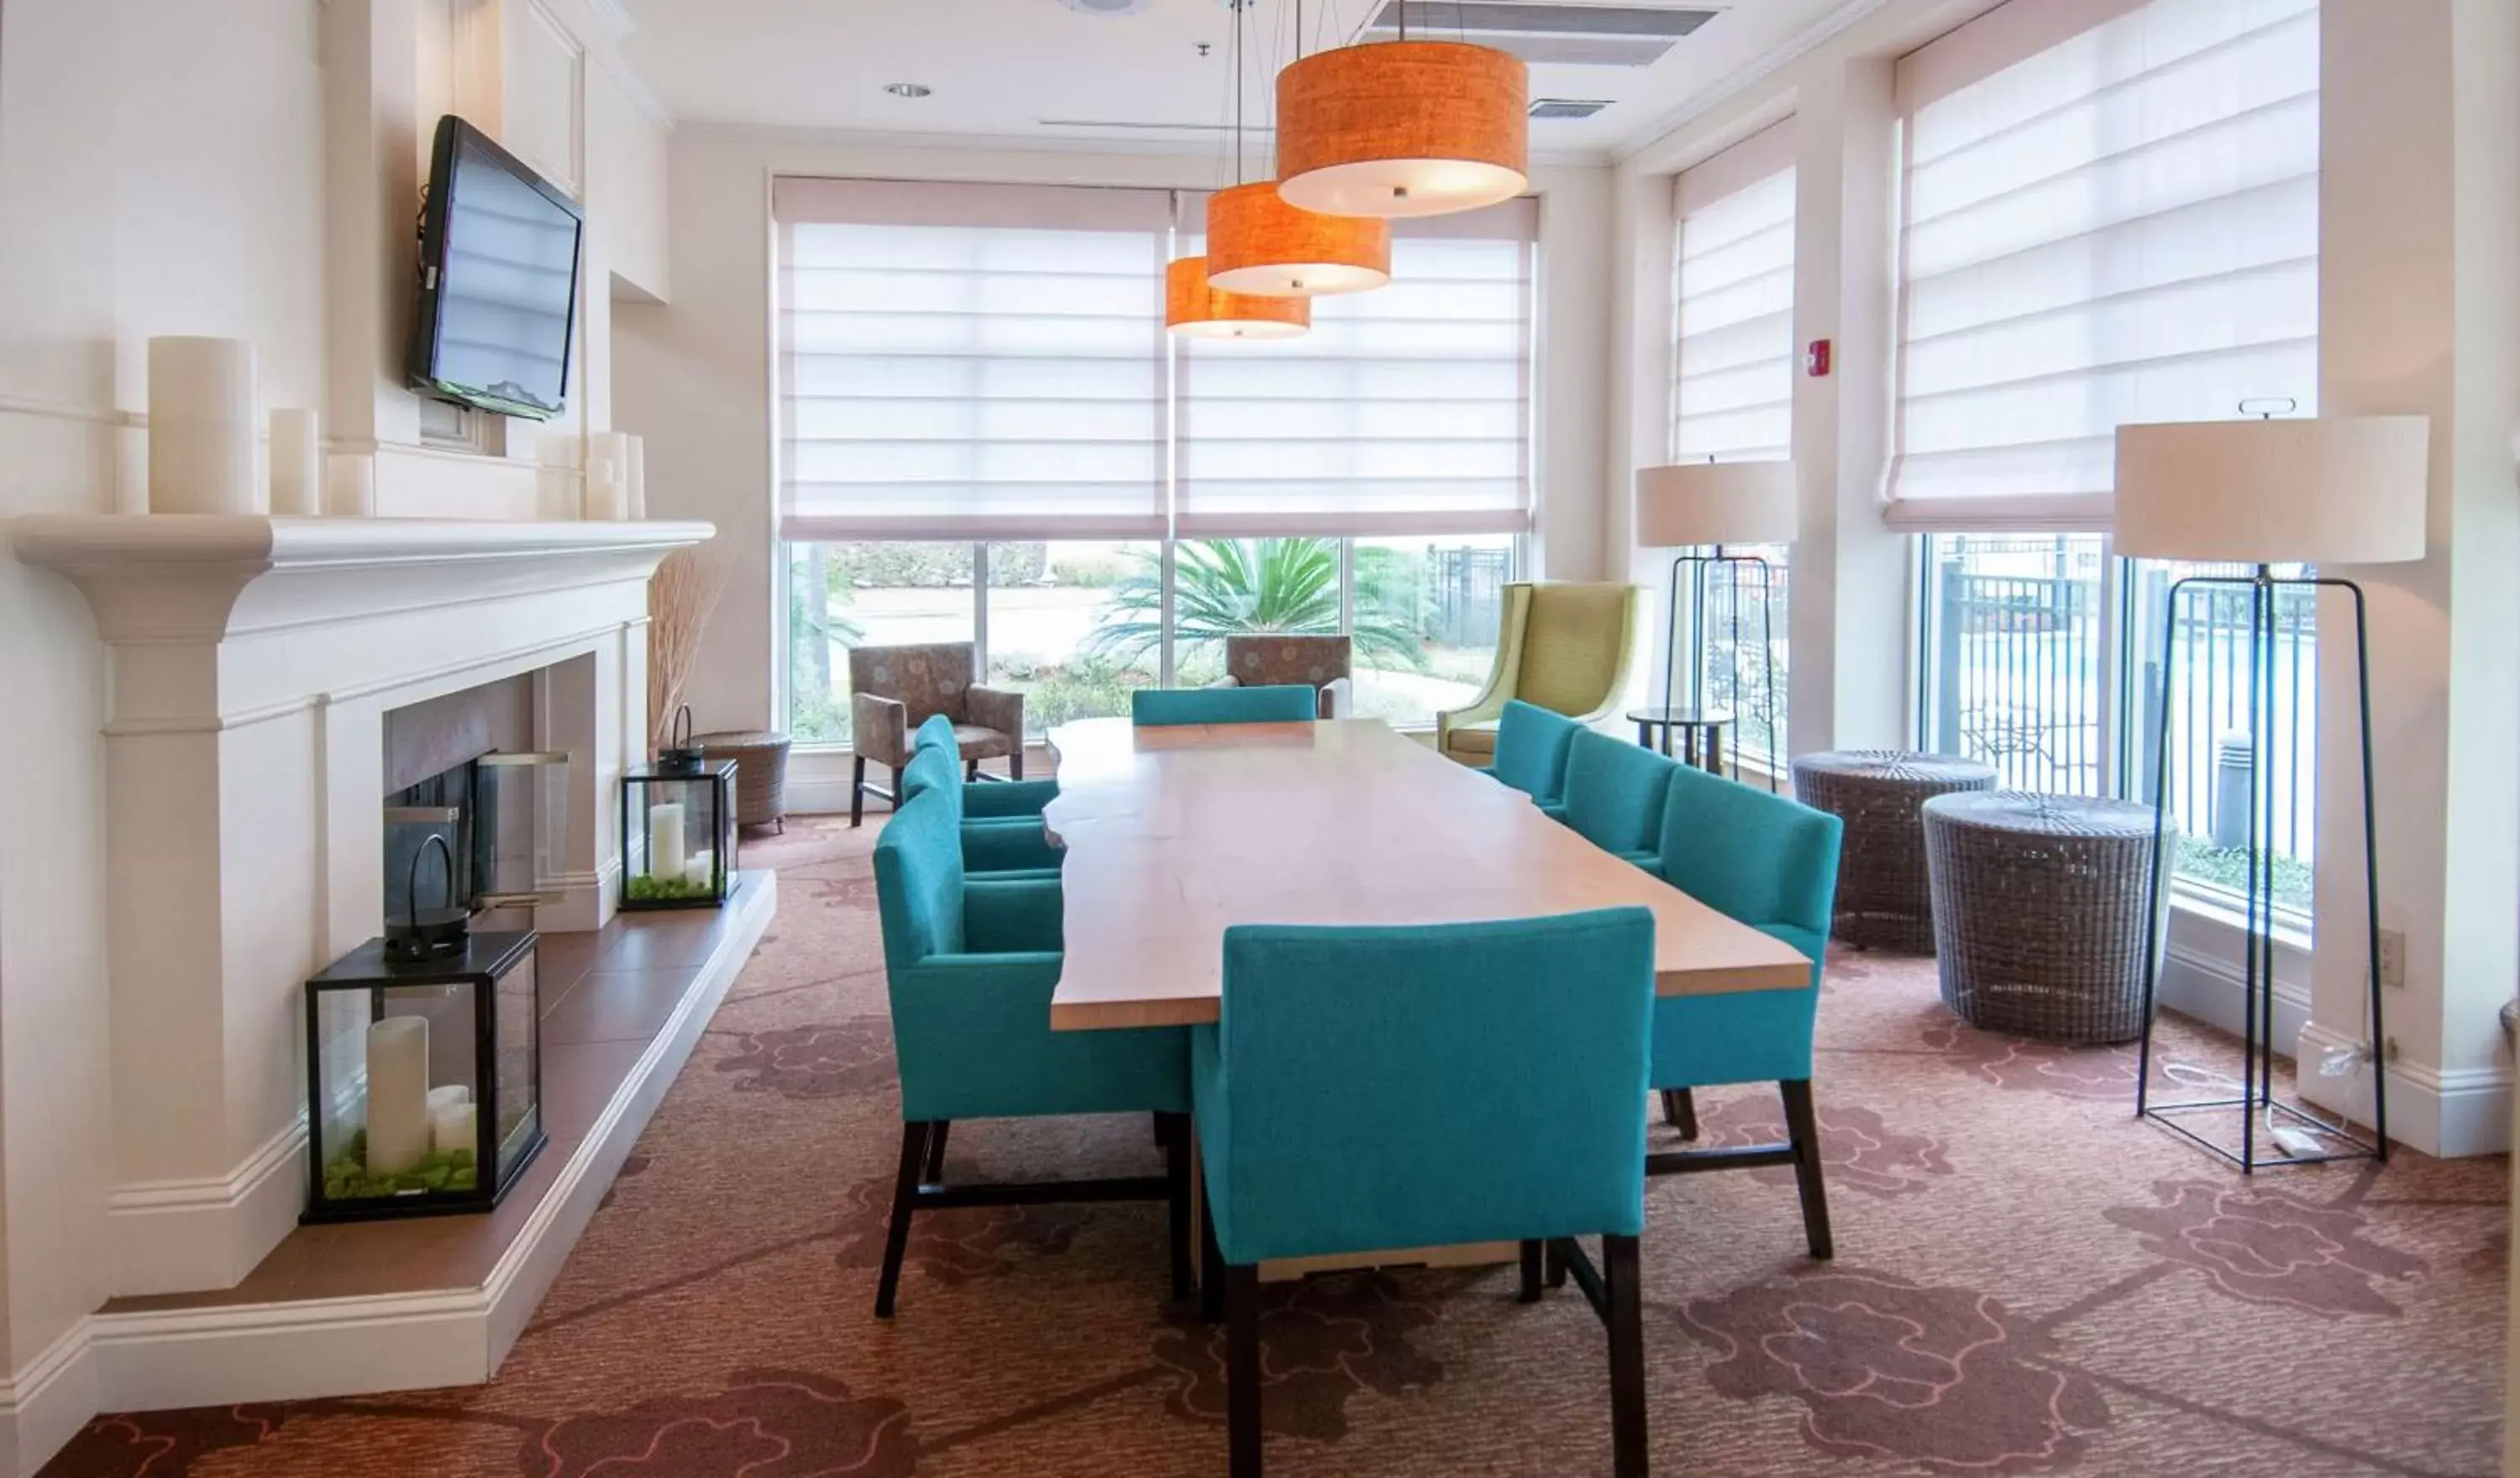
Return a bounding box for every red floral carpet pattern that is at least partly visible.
[39,815,2508,1477]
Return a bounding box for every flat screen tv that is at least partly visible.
[406,116,585,421]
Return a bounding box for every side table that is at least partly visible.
[1626,706,1733,773]
[691,731,793,834]
[1922,791,2164,1043]
[1790,750,1997,950]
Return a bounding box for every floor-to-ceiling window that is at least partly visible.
[1892,0,2321,921]
[775,181,1539,740]
[1667,123,1795,768]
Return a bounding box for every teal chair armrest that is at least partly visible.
[964,878,1064,953]
[965,778,1060,819]
[893,952,1190,1120]
[1616,850,1656,869]
[1538,802,1569,824]
[963,821,1063,876]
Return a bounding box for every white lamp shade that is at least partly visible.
[1634,460,1797,548]
[2113,416,2429,564]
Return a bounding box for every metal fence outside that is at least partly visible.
[1927,537,2107,796]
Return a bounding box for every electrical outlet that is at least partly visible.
[2380,929,2407,990]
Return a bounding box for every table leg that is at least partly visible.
[1635,720,1652,748]
[1708,726,1727,778]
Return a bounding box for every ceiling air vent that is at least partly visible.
[1362,2,1719,66]
[1530,97,1613,119]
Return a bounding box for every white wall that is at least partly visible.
[616,128,1618,736]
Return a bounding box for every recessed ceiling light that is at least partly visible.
[1060,0,1150,13]
[884,81,932,99]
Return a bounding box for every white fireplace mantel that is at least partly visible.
[12,513,713,1302]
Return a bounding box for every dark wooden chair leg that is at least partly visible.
[1542,1236,1567,1289]
[965,756,980,782]
[874,1122,930,1318]
[1604,1233,1648,1478]
[849,757,868,828]
[922,1120,950,1182]
[1659,1088,1699,1139]
[1160,1112,1194,1302]
[1780,1079,1834,1260]
[886,763,901,813]
[1200,1177,1226,1323]
[1225,1261,1264,1478]
[1519,1240,1545,1303]
[1011,747,1025,781]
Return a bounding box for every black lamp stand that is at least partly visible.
[2134,565,2387,1171]
[1660,547,1778,793]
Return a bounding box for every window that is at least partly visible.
[1669,123,1796,765]
[775,178,1536,742]
[1353,534,1514,728]
[1887,0,2320,531]
[1919,535,2108,795]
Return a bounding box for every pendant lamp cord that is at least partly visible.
[1233,0,1245,186]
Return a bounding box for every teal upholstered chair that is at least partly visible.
[1131,684,1318,727]
[1194,911,1656,1477]
[1645,763,1843,1259]
[1478,699,1580,806]
[1545,728,1676,867]
[899,743,1063,880]
[907,715,1063,881]
[869,789,1192,1316]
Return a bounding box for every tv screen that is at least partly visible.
[406,116,585,421]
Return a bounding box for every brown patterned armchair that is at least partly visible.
[847,642,1024,826]
[1218,635,1353,719]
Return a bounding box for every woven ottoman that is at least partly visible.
[692,731,793,834]
[1791,750,1997,950]
[1922,791,2163,1043]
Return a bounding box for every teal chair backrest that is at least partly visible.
[1490,700,1578,805]
[914,712,958,754]
[1132,685,1319,726]
[1198,909,1654,1266]
[1656,765,1842,969]
[872,789,965,974]
[900,744,958,806]
[1559,728,1676,857]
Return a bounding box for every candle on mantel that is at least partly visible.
[147,336,259,515]
[326,453,376,517]
[268,408,321,516]
[624,434,648,520]
[583,455,627,521]
[647,800,686,883]
[365,1017,431,1177]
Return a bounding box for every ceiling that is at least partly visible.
[621,0,1870,160]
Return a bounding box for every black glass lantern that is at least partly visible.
[302,930,545,1223]
[622,758,738,909]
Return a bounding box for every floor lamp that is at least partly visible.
[2113,413,2430,1172]
[1633,460,1795,790]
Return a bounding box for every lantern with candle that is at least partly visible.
[621,757,738,909]
[301,930,545,1222]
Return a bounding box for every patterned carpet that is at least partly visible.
[46,815,2510,1477]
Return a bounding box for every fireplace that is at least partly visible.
[383,750,571,923]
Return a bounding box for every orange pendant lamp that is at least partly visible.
[1275,39,1529,219]
[1205,181,1391,296]
[1166,254,1310,340]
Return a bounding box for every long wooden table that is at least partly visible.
[1044,717,1814,1032]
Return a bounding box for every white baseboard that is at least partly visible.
[536,857,622,933]
[0,873,776,1472]
[2295,1020,2513,1159]
[2155,932,2315,1056]
[106,1121,308,1299]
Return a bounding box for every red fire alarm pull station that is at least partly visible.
[1806,338,1832,377]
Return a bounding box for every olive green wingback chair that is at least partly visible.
[1436,582,1641,768]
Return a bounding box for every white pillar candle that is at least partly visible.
[683,847,713,888]
[646,800,686,881]
[624,434,648,519]
[147,337,259,515]
[364,1017,431,1177]
[427,1083,470,1113]
[429,1101,478,1157]
[584,456,627,521]
[326,453,375,517]
[268,408,321,516]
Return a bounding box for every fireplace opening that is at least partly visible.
[384,752,571,925]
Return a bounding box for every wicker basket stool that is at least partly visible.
[1791,751,1997,950]
[692,731,793,833]
[1921,791,2163,1044]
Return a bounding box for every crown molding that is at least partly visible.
[1613,0,1894,165]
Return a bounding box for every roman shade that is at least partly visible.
[1883,0,2321,532]
[1175,195,1539,537]
[773,178,1175,540]
[1671,123,1797,462]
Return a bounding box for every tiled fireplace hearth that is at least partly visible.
[10,515,774,1418]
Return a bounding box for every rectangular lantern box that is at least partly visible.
[302,931,545,1223]
[622,759,738,909]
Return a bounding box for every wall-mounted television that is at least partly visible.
[405,116,585,422]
